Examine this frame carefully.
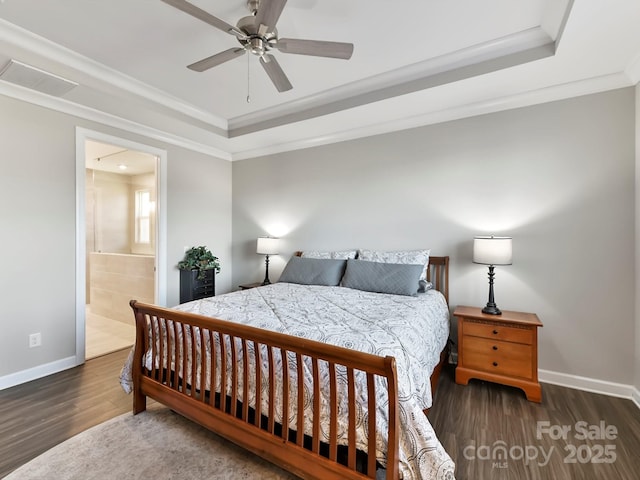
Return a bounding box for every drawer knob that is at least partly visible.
[492,345,498,351]
[492,361,498,367]
[492,329,499,335]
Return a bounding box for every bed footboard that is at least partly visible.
[130,300,400,480]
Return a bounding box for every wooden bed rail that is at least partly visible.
[130,300,400,480]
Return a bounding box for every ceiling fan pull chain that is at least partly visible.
[246,53,251,103]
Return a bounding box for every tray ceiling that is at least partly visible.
[1,0,639,160]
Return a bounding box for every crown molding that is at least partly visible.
[2,64,631,164]
[0,18,228,131]
[625,52,640,85]
[0,79,232,160]
[229,27,555,138]
[0,0,579,140]
[1,28,632,165]
[231,71,633,160]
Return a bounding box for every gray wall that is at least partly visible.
[0,94,232,379]
[636,82,640,394]
[1,86,636,390]
[232,88,636,385]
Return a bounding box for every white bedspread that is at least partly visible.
[120,283,455,479]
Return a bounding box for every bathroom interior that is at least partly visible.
[85,140,157,359]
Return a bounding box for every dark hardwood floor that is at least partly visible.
[428,365,640,480]
[1,352,639,479]
[0,349,133,478]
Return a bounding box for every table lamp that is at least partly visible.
[473,236,512,315]
[257,237,279,285]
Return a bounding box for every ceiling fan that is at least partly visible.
[162,0,354,92]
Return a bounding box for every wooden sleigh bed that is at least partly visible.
[128,255,451,480]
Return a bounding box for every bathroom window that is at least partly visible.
[135,189,151,244]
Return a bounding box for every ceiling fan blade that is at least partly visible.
[161,0,243,37]
[187,48,246,72]
[276,38,354,59]
[255,0,288,35]
[259,54,293,92]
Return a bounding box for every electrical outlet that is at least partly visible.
[29,332,42,348]
[449,351,458,365]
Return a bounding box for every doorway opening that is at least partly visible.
[75,128,167,363]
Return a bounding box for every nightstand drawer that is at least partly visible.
[193,285,214,295]
[463,336,533,378]
[464,321,533,345]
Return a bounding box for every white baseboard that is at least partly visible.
[0,356,80,391]
[631,386,640,410]
[539,369,640,409]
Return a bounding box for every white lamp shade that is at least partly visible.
[473,236,512,265]
[257,237,279,255]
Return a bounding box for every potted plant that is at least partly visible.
[178,246,221,280]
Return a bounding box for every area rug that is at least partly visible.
[4,405,299,479]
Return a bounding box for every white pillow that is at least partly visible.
[357,249,430,280]
[301,250,357,260]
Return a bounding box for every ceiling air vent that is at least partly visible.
[0,59,78,96]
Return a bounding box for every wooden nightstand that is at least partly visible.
[238,282,262,290]
[454,305,543,402]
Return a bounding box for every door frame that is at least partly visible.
[75,127,167,364]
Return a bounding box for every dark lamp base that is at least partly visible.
[261,254,272,286]
[482,265,503,315]
[482,304,502,315]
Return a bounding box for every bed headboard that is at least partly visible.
[293,252,450,304]
[427,256,449,305]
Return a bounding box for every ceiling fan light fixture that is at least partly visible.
[249,37,265,55]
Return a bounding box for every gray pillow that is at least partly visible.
[278,257,347,286]
[341,259,423,296]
